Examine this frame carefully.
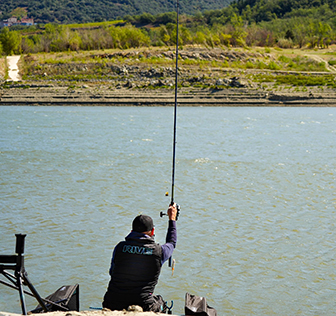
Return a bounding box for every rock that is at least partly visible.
[230,77,248,88]
[127,305,143,312]
[223,78,231,85]
[189,76,202,83]
[124,81,135,89]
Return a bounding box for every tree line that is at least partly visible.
[1,0,335,55]
[0,0,232,24]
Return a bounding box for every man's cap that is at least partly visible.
[132,214,154,233]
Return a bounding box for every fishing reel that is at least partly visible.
[160,204,180,221]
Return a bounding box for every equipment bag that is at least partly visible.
[31,284,79,313]
[185,293,217,316]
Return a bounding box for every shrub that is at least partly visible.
[328,59,336,66]
[278,55,292,63]
[268,61,281,70]
[219,33,231,46]
[194,32,206,45]
[246,61,254,69]
[277,38,294,49]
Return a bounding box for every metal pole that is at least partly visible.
[0,277,67,310]
[17,273,27,315]
[22,272,49,312]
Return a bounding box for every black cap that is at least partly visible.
[132,215,154,233]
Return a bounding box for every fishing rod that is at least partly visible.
[160,0,181,267]
[171,0,179,207]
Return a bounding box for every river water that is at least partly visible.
[1,106,336,315]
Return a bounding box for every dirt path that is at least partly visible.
[308,54,336,72]
[7,55,21,81]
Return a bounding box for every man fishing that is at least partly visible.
[102,203,177,312]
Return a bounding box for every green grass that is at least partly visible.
[328,59,336,66]
[252,73,336,87]
[324,52,336,56]
[42,58,69,64]
[66,20,124,29]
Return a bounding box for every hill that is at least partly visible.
[0,0,234,24]
[230,0,336,22]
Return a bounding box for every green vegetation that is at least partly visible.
[251,73,336,88]
[66,20,124,29]
[0,0,233,24]
[20,47,329,84]
[0,0,335,56]
[0,27,21,55]
[1,0,335,95]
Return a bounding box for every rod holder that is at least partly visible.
[15,234,26,255]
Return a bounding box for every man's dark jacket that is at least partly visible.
[103,220,177,311]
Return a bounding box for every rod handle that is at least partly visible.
[160,204,180,220]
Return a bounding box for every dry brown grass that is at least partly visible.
[0,57,6,78]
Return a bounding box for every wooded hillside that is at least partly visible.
[231,0,336,22]
[0,0,233,24]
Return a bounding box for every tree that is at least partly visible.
[194,31,206,45]
[68,31,82,51]
[229,13,247,46]
[156,12,177,24]
[293,22,308,48]
[307,21,318,48]
[45,23,57,35]
[180,26,192,45]
[139,13,155,24]
[11,7,27,20]
[317,21,332,48]
[0,27,21,55]
[159,25,171,44]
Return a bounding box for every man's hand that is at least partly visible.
[167,203,177,221]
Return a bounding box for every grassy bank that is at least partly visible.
[17,45,335,93]
[2,45,336,108]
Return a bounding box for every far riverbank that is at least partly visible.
[1,46,336,106]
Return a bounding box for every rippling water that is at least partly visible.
[1,106,336,315]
